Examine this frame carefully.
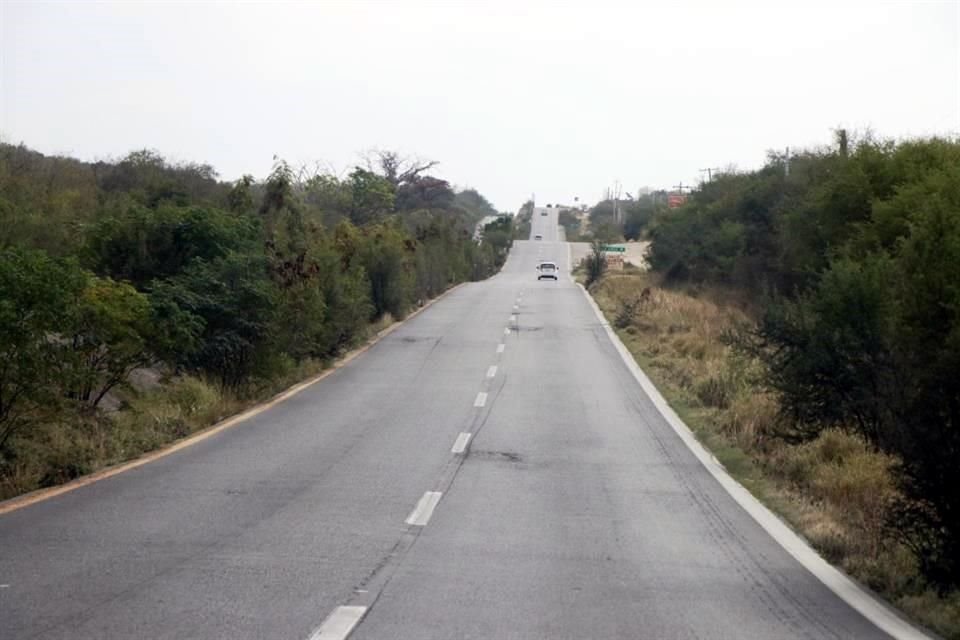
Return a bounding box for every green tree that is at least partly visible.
[304,174,352,226]
[622,201,654,240]
[227,175,256,214]
[97,149,224,208]
[454,188,498,223]
[744,148,960,587]
[59,276,154,409]
[86,202,257,288]
[0,249,81,451]
[480,215,513,269]
[349,168,395,225]
[558,209,582,240]
[396,175,455,211]
[152,254,278,387]
[357,222,414,318]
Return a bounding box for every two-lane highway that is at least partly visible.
[0,207,904,638]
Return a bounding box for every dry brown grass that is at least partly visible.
[368,312,396,336]
[0,375,237,500]
[0,305,408,503]
[595,273,779,448]
[590,271,959,639]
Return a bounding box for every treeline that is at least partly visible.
[588,197,656,241]
[646,133,960,589]
[0,144,510,491]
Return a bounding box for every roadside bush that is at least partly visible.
[812,449,895,551]
[151,253,279,387]
[0,248,83,453]
[614,293,644,329]
[35,420,100,487]
[720,390,780,448]
[585,239,607,287]
[0,142,508,512]
[591,268,960,635]
[157,376,223,424]
[654,136,960,589]
[85,202,256,288]
[357,222,415,319]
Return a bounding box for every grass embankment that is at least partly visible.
[589,270,960,639]
[0,313,399,502]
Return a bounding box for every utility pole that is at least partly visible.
[784,147,790,177]
[672,181,693,193]
[612,180,623,224]
[699,167,721,183]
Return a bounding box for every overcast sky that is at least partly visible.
[2,1,958,210]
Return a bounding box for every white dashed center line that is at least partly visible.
[509,314,516,323]
[308,605,368,640]
[451,432,472,454]
[486,365,497,378]
[496,344,505,353]
[474,391,488,407]
[504,327,510,335]
[405,491,443,526]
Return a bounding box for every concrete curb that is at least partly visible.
[577,281,933,640]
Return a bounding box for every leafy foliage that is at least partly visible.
[0,249,81,450]
[652,133,960,588]
[0,142,506,495]
[585,239,607,287]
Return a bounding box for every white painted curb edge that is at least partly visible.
[577,282,932,640]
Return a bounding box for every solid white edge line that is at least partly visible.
[496,344,505,353]
[577,283,931,640]
[308,605,368,640]
[405,491,443,526]
[451,432,472,454]
[486,365,497,378]
[474,391,488,407]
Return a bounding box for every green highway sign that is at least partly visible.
[601,245,626,253]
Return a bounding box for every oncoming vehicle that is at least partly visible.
[534,234,542,240]
[540,211,548,216]
[537,261,558,281]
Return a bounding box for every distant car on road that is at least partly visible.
[537,261,558,280]
[534,234,542,240]
[540,211,548,216]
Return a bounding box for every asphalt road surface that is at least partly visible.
[0,207,899,639]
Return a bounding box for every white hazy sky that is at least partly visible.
[2,1,958,210]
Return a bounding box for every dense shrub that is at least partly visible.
[649,133,960,588]
[0,143,508,497]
